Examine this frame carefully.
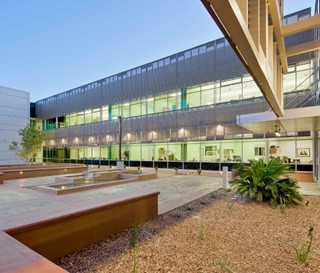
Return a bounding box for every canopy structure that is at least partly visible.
[201,0,320,117]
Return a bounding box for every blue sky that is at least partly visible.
[0,0,315,102]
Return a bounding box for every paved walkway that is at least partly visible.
[0,172,223,228]
[298,182,320,196]
[0,171,319,229]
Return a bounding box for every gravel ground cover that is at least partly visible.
[58,190,320,273]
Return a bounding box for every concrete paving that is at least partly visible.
[0,170,319,229]
[0,171,223,227]
[298,182,320,196]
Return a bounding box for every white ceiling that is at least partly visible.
[237,106,320,134]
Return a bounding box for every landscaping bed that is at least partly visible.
[58,190,320,273]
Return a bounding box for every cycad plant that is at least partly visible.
[230,159,302,208]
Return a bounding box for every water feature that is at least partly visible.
[36,169,157,195]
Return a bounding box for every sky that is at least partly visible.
[0,0,316,102]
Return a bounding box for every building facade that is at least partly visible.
[0,86,30,164]
[35,9,319,177]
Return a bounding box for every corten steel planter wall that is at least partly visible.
[6,190,159,262]
[1,165,88,180]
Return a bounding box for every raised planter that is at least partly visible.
[1,165,88,181]
[5,190,159,262]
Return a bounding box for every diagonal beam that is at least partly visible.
[282,14,320,37]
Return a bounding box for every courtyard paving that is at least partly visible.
[0,168,319,231]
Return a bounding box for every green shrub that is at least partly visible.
[229,159,302,208]
[173,212,181,218]
[197,168,202,175]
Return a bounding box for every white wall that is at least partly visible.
[0,86,30,164]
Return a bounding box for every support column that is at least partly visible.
[313,131,318,182]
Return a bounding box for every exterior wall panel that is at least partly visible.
[0,86,30,164]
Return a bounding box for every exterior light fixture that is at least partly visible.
[274,125,281,137]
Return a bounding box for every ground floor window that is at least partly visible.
[42,136,314,171]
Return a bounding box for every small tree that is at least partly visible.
[9,125,46,164]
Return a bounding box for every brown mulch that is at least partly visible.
[58,190,320,273]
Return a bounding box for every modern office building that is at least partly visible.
[35,9,319,180]
[0,86,30,164]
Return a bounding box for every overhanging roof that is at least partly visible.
[237,106,320,134]
[201,1,320,118]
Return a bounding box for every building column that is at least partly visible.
[313,131,318,182]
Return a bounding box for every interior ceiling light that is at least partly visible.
[274,125,281,137]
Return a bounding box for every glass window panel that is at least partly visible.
[168,92,177,111]
[155,143,167,161]
[168,143,181,161]
[221,140,242,162]
[201,83,215,90]
[242,80,261,99]
[141,101,147,115]
[130,144,141,160]
[102,106,109,121]
[177,93,182,110]
[92,108,100,122]
[122,102,130,118]
[283,72,296,93]
[186,142,200,162]
[296,63,311,71]
[201,89,214,106]
[296,70,311,91]
[141,144,154,161]
[85,110,92,123]
[70,113,77,126]
[202,141,219,162]
[154,98,167,113]
[242,139,266,162]
[147,98,154,114]
[131,100,141,117]
[221,83,242,102]
[187,89,200,108]
[76,112,84,125]
[111,104,120,118]
[65,115,69,127]
[296,138,312,163]
[111,145,119,160]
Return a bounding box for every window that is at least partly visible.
[122,102,130,118]
[168,92,177,111]
[92,108,101,122]
[85,109,92,123]
[154,95,167,113]
[102,106,109,121]
[186,87,200,108]
[76,112,84,125]
[130,100,141,117]
[147,98,154,114]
